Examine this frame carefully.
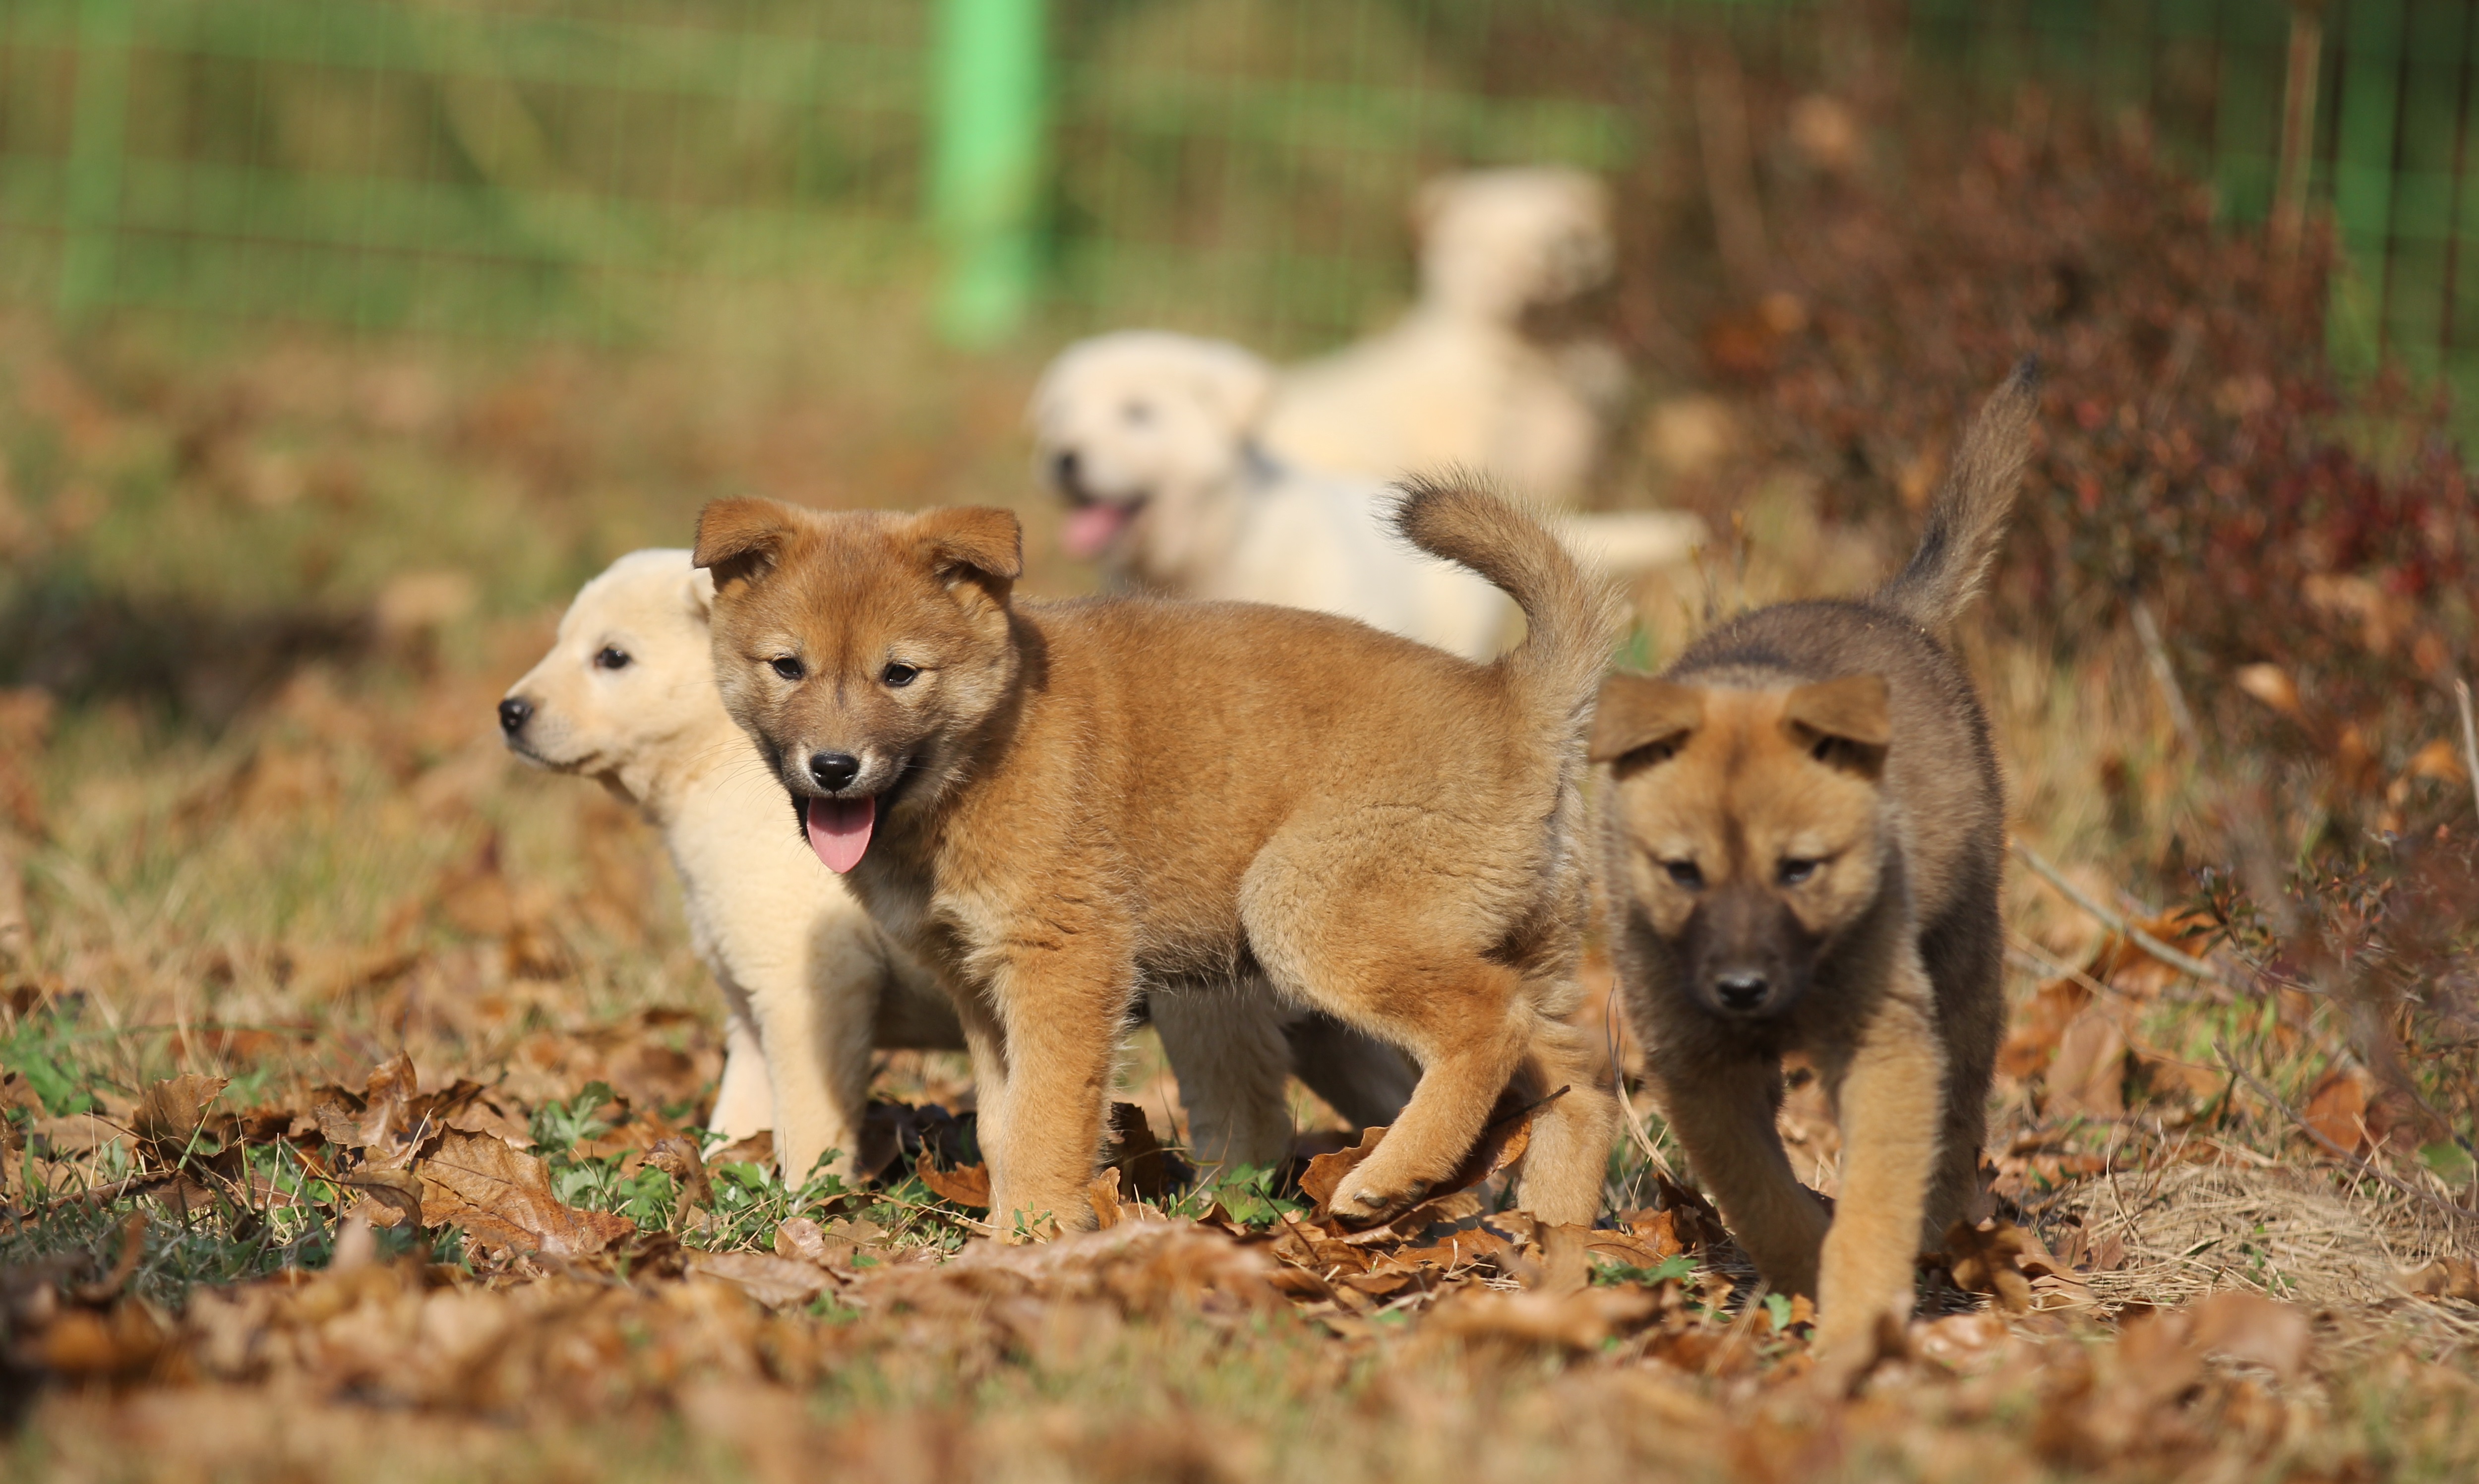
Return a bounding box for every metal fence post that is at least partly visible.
[927,0,1047,346]
[58,0,134,318]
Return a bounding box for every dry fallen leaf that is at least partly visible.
[687,1251,836,1309]
[2400,1257,2479,1303]
[418,1128,637,1256]
[2184,1290,2312,1380]
[2301,1064,2377,1154]
[1943,1218,2088,1313]
[915,1149,992,1211]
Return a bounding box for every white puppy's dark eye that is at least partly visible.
[595,647,631,671]
[1663,859,1704,890]
[1121,400,1151,424]
[881,662,919,688]
[771,656,805,681]
[1777,858,1820,887]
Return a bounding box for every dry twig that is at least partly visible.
[2215,1040,2479,1228]
[2011,841,2227,987]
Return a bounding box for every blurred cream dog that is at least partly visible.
[1032,331,1697,662]
[500,550,1414,1178]
[1263,167,1628,505]
[499,549,959,1182]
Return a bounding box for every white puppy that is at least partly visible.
[1031,331,1698,662]
[1262,167,1627,505]
[502,551,1414,1177]
[500,550,960,1182]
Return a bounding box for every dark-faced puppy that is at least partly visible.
[1594,366,2036,1380]
[695,484,1623,1237]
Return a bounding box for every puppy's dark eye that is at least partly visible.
[595,647,631,671]
[771,656,805,682]
[1663,859,1704,890]
[881,662,919,688]
[1778,858,1820,887]
[1121,400,1152,424]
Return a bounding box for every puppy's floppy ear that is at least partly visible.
[1590,674,1704,765]
[693,498,797,594]
[913,506,1023,591]
[1190,341,1277,434]
[1782,675,1891,776]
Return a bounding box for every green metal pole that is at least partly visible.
[928,0,1047,347]
[58,0,133,319]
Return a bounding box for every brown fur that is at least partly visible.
[1593,366,2035,1378]
[694,480,1623,1235]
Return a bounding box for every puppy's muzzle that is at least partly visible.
[808,751,861,792]
[1712,971,1769,1014]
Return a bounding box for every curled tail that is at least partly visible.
[1393,475,1625,737]
[1876,360,2041,636]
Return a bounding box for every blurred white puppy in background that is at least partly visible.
[1262,166,1629,506]
[499,550,961,1183]
[501,550,1416,1177]
[1031,330,1698,661]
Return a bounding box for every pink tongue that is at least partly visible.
[804,796,876,874]
[1061,502,1132,559]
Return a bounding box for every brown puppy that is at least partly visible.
[1592,366,2036,1375]
[692,483,1621,1236]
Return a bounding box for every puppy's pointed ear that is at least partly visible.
[1782,675,1891,776]
[914,506,1023,593]
[1590,674,1703,765]
[694,498,797,594]
[684,565,716,620]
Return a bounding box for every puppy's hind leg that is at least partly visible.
[1316,959,1529,1225]
[1149,982,1296,1172]
[1284,1013,1419,1133]
[1508,1007,1618,1228]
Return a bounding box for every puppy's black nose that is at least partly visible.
[498,697,533,735]
[1714,972,1768,1012]
[808,752,861,791]
[1052,450,1081,489]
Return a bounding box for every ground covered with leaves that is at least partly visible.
[5,96,2479,1483]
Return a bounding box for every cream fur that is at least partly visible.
[1030,330,1698,663]
[501,549,959,1183]
[1262,167,1628,505]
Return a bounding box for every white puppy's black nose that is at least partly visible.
[808,752,860,791]
[1052,450,1080,489]
[498,697,533,735]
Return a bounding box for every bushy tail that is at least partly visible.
[1876,360,2041,636]
[1394,475,1625,737]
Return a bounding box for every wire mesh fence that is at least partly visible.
[0,0,2470,403]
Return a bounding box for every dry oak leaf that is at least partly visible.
[1420,1284,1661,1354]
[915,1149,992,1211]
[1302,1087,1551,1223]
[687,1250,837,1309]
[2183,1290,2312,1380]
[872,1221,1281,1321]
[1943,1217,2088,1313]
[417,1128,637,1256]
[2400,1257,2479,1303]
[2301,1064,2381,1155]
[133,1074,229,1170]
